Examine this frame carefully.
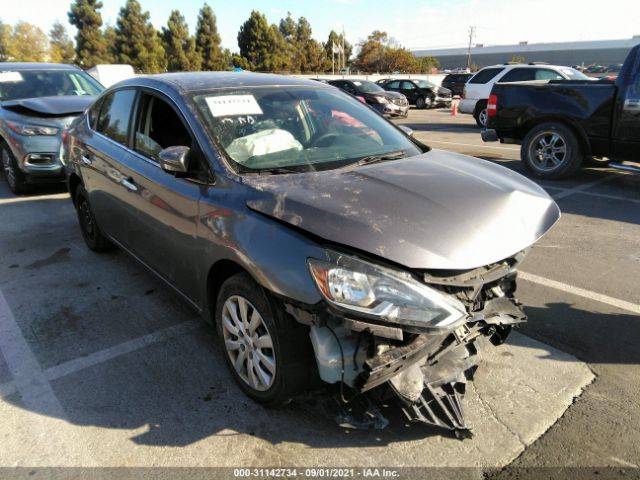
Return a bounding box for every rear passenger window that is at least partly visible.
[469,68,505,84]
[535,69,565,81]
[96,89,136,145]
[500,68,536,82]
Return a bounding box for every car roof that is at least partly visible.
[481,63,569,70]
[115,72,330,94]
[0,62,81,71]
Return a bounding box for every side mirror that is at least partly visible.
[158,146,190,174]
[398,125,414,137]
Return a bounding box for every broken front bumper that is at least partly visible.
[302,255,528,436]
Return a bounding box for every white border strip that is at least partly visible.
[519,271,640,315]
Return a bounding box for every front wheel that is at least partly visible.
[215,273,311,406]
[415,96,430,109]
[521,122,583,179]
[1,141,30,194]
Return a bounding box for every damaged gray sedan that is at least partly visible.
[65,72,560,435]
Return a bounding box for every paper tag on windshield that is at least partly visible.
[205,94,263,117]
[0,71,23,83]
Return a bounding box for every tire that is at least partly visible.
[521,122,583,180]
[74,184,115,252]
[1,141,30,194]
[415,96,427,109]
[215,273,312,406]
[473,101,488,127]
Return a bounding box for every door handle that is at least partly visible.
[624,99,640,111]
[81,155,92,165]
[120,178,138,192]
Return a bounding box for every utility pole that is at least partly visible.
[466,26,476,70]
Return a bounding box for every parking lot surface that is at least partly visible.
[1,106,639,476]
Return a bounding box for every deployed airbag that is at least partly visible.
[226,128,303,164]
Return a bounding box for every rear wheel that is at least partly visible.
[473,101,488,127]
[1,141,30,194]
[74,184,115,252]
[521,122,583,179]
[415,96,429,109]
[215,273,311,406]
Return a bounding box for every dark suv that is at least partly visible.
[381,79,452,109]
[441,73,472,97]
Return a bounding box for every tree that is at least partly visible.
[162,10,201,72]
[115,0,167,73]
[0,21,12,61]
[48,22,75,64]
[238,10,289,72]
[355,30,389,73]
[383,47,420,73]
[195,3,225,70]
[68,0,109,68]
[294,17,326,72]
[418,56,440,73]
[103,24,118,63]
[324,30,352,68]
[7,21,48,62]
[279,12,300,71]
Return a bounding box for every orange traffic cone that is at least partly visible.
[451,101,458,116]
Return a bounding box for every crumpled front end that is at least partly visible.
[291,250,528,437]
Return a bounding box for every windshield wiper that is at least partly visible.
[355,150,408,167]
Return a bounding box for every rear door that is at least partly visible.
[82,88,138,247]
[125,90,208,301]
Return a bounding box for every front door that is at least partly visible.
[124,91,208,303]
[400,81,418,103]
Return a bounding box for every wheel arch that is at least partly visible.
[68,172,82,205]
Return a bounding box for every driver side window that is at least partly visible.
[134,93,192,162]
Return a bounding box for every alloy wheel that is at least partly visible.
[478,108,488,127]
[530,131,567,171]
[222,295,276,392]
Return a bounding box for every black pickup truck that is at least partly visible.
[482,44,640,179]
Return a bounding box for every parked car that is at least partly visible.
[328,79,409,117]
[381,78,452,109]
[441,73,473,97]
[482,44,640,179]
[460,63,591,127]
[0,63,104,194]
[65,72,559,434]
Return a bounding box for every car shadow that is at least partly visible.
[520,302,640,365]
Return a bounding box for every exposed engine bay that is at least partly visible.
[289,250,528,437]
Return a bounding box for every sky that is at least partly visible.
[2,0,639,52]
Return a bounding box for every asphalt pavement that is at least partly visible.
[0,106,638,479]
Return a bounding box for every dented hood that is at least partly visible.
[1,95,95,116]
[245,150,560,270]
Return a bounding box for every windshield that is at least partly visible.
[193,86,422,174]
[416,80,436,89]
[352,80,384,93]
[0,70,104,101]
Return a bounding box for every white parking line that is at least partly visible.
[0,289,66,417]
[425,139,520,152]
[551,174,619,200]
[44,320,199,381]
[519,271,640,315]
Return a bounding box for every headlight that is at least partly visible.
[6,121,59,136]
[308,252,466,330]
[371,95,389,104]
